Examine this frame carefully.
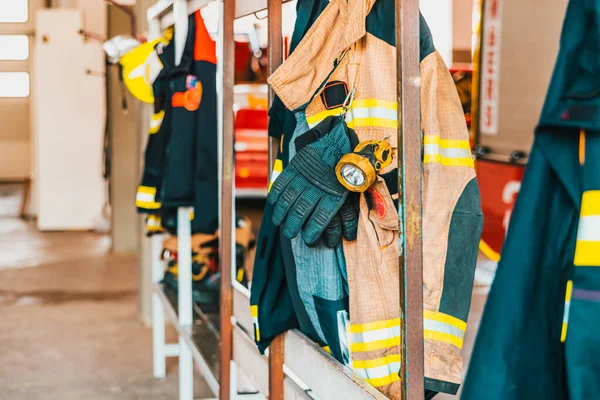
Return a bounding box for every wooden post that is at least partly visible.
[267,1,285,400]
[395,0,424,399]
[220,0,236,399]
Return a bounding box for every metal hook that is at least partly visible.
[340,87,357,117]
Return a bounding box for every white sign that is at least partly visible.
[479,0,503,135]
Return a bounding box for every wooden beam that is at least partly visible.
[395,0,424,399]
[220,0,236,398]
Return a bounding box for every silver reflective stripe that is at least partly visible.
[423,319,465,340]
[576,216,600,241]
[136,192,156,203]
[349,325,401,344]
[423,144,472,159]
[354,361,401,380]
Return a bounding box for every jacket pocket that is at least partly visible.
[366,178,399,247]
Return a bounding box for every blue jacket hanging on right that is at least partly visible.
[462,0,600,398]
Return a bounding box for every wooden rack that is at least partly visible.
[147,1,424,399]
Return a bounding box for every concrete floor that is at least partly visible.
[0,186,212,400]
[0,185,492,399]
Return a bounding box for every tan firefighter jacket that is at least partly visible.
[267,0,483,397]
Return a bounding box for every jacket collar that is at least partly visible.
[268,0,376,111]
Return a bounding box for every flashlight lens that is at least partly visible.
[341,164,366,186]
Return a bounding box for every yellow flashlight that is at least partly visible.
[335,139,393,192]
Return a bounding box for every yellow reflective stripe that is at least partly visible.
[136,200,161,209]
[268,159,283,192]
[423,135,472,150]
[574,241,600,266]
[350,336,400,352]
[347,118,397,129]
[136,187,159,209]
[424,330,464,349]
[322,346,331,354]
[152,110,165,121]
[149,111,165,134]
[138,186,157,195]
[422,135,474,167]
[250,305,260,341]
[423,310,466,349]
[561,280,573,343]
[424,154,474,168]
[364,372,401,388]
[423,310,467,331]
[306,108,343,127]
[354,357,401,385]
[236,267,244,282]
[146,215,162,231]
[352,354,400,369]
[580,191,600,217]
[575,191,600,266]
[349,318,400,333]
[352,99,397,110]
[306,99,398,129]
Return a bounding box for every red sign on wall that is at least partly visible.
[479,0,503,136]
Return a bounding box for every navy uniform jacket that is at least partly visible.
[463,0,600,398]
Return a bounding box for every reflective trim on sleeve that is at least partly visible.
[306,99,398,130]
[423,310,467,349]
[149,110,165,134]
[136,186,161,209]
[349,318,401,353]
[353,354,401,387]
[267,159,283,192]
[250,305,260,341]
[575,191,600,266]
[423,135,474,168]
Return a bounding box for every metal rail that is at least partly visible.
[396,0,424,398]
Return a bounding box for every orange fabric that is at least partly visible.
[194,11,217,64]
[172,92,185,108]
[172,85,202,111]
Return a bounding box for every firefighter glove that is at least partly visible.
[268,118,354,247]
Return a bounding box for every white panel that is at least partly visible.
[0,72,29,97]
[0,35,29,60]
[420,0,453,66]
[34,10,105,230]
[0,0,29,23]
[35,10,83,44]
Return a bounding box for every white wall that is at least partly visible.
[420,0,453,66]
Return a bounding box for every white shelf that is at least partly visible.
[152,283,221,395]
